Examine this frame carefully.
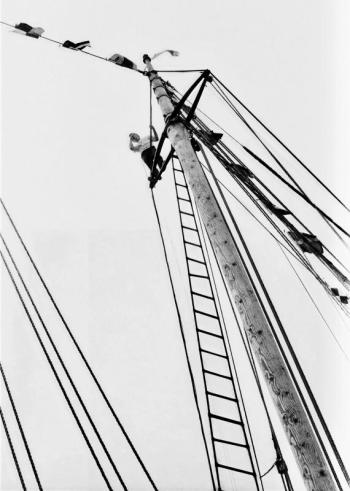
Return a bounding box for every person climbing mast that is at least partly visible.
[129,125,163,179]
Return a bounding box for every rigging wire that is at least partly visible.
[241,146,350,249]
[0,234,128,489]
[215,119,350,275]
[0,198,158,491]
[169,88,350,284]
[217,164,350,312]
[0,252,114,491]
[276,241,350,362]
[210,81,307,196]
[170,92,350,301]
[0,20,143,73]
[198,160,316,271]
[0,405,27,491]
[211,73,350,213]
[212,134,350,276]
[157,69,205,73]
[217,138,349,281]
[243,194,350,316]
[0,362,43,491]
[197,124,350,295]
[150,188,217,491]
[210,80,350,240]
[177,82,350,264]
[260,461,277,479]
[251,171,350,289]
[0,20,204,77]
[149,79,153,146]
[198,145,347,490]
[193,130,340,294]
[186,115,350,300]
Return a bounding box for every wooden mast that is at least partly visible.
[143,55,337,491]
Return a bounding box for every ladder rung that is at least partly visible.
[214,438,248,449]
[197,329,222,339]
[192,292,214,300]
[187,258,206,266]
[182,225,198,232]
[210,414,243,425]
[200,349,227,359]
[185,240,201,248]
[174,168,184,173]
[178,197,191,203]
[217,464,254,476]
[176,183,187,188]
[207,392,237,402]
[204,370,231,380]
[194,310,219,320]
[180,210,194,217]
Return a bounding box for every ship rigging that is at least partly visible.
[1,12,350,491]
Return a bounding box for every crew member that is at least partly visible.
[129,125,163,178]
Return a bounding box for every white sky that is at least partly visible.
[1,1,350,490]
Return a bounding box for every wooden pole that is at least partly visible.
[143,56,337,491]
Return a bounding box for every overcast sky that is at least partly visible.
[1,1,350,490]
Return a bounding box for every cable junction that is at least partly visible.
[211,73,350,214]
[167,90,350,306]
